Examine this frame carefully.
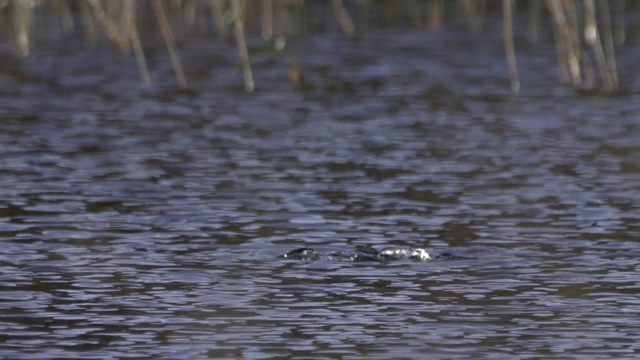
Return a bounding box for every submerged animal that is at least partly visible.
[280,244,433,262]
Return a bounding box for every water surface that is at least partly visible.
[1,25,640,359]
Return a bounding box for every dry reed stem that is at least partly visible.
[428,0,444,29]
[548,2,570,84]
[597,0,619,89]
[152,0,188,87]
[585,0,609,89]
[502,0,520,93]
[333,0,355,38]
[128,6,150,86]
[563,0,584,87]
[211,0,227,35]
[546,0,582,87]
[231,0,254,92]
[2,0,624,92]
[87,0,129,52]
[12,0,32,57]
[545,0,620,90]
[261,0,273,40]
[78,1,97,47]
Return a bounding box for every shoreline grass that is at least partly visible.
[0,0,632,93]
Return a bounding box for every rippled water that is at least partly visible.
[1,25,640,359]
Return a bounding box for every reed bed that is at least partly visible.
[0,0,630,92]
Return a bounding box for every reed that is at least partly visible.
[0,0,630,92]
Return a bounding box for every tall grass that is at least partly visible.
[0,0,629,92]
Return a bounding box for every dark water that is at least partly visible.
[1,24,640,359]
